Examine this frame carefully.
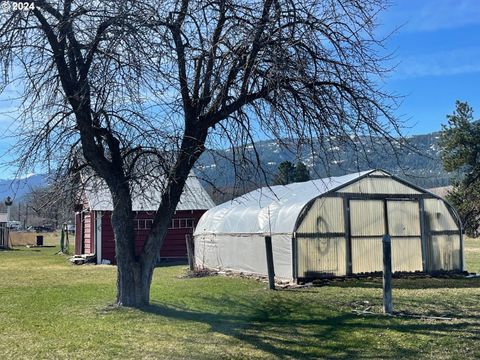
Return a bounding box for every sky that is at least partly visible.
[0,0,479,178]
[380,0,480,135]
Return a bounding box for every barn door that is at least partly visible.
[349,199,423,274]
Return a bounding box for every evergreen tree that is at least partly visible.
[294,162,311,182]
[273,161,296,185]
[439,101,480,237]
[274,161,311,185]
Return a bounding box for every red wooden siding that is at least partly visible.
[99,210,206,264]
[74,212,82,255]
[83,212,95,254]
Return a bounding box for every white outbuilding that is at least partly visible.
[0,213,8,248]
[193,169,463,281]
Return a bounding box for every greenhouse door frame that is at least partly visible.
[292,191,465,280]
[345,196,425,275]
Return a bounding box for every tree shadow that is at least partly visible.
[155,260,188,268]
[324,276,480,290]
[137,293,478,359]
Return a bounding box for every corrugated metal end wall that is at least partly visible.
[349,199,423,274]
[295,176,462,278]
[424,199,461,271]
[337,176,422,195]
[296,197,346,276]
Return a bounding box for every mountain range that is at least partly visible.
[196,131,451,202]
[0,173,48,204]
[0,130,451,204]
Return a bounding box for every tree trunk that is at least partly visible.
[108,181,152,307]
[109,129,207,307]
[110,188,170,306]
[116,259,154,307]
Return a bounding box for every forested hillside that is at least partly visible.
[196,132,450,202]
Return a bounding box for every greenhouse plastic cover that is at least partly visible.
[194,170,373,236]
[85,173,215,211]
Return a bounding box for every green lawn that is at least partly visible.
[1,240,480,359]
[465,237,480,273]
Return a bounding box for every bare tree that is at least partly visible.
[19,176,75,228]
[0,0,400,306]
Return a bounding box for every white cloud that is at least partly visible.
[392,46,480,79]
[383,0,480,33]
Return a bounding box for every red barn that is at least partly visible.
[74,174,215,264]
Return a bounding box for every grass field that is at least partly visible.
[0,238,480,359]
[465,237,480,273]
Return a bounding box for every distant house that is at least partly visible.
[75,174,215,264]
[0,213,8,248]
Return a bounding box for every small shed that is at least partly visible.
[194,170,463,281]
[0,213,8,248]
[75,174,215,264]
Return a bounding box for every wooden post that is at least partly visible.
[64,223,70,254]
[382,234,393,314]
[265,236,275,290]
[5,197,12,249]
[418,198,427,272]
[343,197,352,275]
[60,227,65,252]
[185,234,195,271]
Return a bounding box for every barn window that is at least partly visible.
[169,219,179,229]
[132,219,151,230]
[168,218,196,229]
[134,218,196,230]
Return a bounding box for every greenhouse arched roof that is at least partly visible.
[194,170,373,236]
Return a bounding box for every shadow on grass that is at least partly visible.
[137,294,478,359]
[325,277,480,290]
[155,260,188,268]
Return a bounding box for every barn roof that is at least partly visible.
[0,213,7,223]
[85,173,215,211]
[194,169,377,236]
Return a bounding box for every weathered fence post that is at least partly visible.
[64,223,70,254]
[264,236,275,290]
[185,234,195,271]
[382,234,393,314]
[60,226,65,252]
[5,197,12,249]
